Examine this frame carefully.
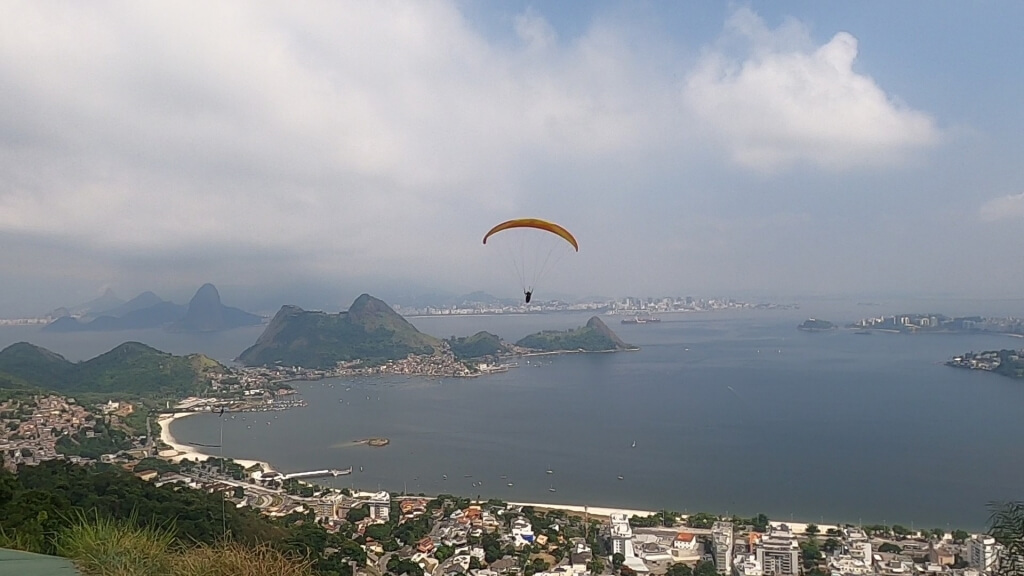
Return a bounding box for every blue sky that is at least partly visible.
[1,1,1023,314]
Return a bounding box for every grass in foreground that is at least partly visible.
[55,513,314,576]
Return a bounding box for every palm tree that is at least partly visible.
[987,501,1024,576]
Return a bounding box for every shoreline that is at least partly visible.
[156,412,900,534]
[157,412,274,472]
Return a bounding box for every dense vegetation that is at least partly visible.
[516,317,635,352]
[446,331,505,360]
[0,341,222,399]
[239,295,441,369]
[0,460,364,575]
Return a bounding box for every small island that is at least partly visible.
[515,316,637,352]
[798,318,836,332]
[355,437,390,447]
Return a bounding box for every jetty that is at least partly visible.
[280,467,353,480]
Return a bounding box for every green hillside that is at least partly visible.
[238,294,441,369]
[515,316,637,352]
[0,342,221,399]
[446,331,506,360]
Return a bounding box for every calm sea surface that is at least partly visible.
[3,304,1024,531]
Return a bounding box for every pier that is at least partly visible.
[281,467,353,480]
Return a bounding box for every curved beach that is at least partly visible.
[157,412,274,471]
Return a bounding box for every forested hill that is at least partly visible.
[0,460,365,575]
[238,294,441,369]
[0,341,222,398]
[515,317,637,352]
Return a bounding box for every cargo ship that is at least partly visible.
[621,316,661,324]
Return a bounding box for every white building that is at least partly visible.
[754,524,798,576]
[367,491,390,522]
[969,535,1003,573]
[733,554,764,576]
[610,513,636,558]
[511,517,535,549]
[712,522,735,575]
[671,532,702,563]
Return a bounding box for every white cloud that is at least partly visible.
[0,2,955,309]
[682,8,940,171]
[979,193,1024,222]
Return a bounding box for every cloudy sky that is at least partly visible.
[2,1,1023,314]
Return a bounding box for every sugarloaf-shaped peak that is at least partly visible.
[169,283,262,333]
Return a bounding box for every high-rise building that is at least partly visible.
[610,513,636,558]
[754,525,799,576]
[969,535,1003,573]
[367,491,390,522]
[712,522,735,575]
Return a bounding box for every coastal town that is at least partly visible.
[393,297,796,318]
[1,387,1010,576]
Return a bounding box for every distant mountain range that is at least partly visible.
[43,284,263,333]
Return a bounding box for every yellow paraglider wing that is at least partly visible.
[482,218,579,252]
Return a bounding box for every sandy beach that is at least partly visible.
[509,501,657,519]
[156,415,842,533]
[157,412,274,471]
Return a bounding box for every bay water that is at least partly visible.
[3,305,1023,530]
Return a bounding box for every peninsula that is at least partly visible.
[237,295,636,378]
[947,349,1024,379]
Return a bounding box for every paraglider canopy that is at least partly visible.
[482,218,578,303]
[482,218,579,252]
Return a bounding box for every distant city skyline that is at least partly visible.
[2,2,1023,316]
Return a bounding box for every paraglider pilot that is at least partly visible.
[524,290,533,304]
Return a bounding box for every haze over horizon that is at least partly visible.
[2,1,1023,316]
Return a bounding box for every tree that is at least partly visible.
[892,524,911,539]
[987,501,1024,576]
[952,529,970,544]
[686,513,717,530]
[667,563,693,576]
[435,545,454,562]
[878,543,902,554]
[587,558,605,575]
[752,514,769,533]
[612,553,625,570]
[694,560,718,576]
[805,523,819,537]
[800,540,821,568]
[931,528,945,540]
[346,506,369,523]
[822,538,841,554]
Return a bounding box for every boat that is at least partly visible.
[621,315,661,324]
[546,469,553,474]
[442,474,448,480]
[507,482,514,487]
[548,486,556,493]
[631,440,636,448]
[617,475,624,480]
